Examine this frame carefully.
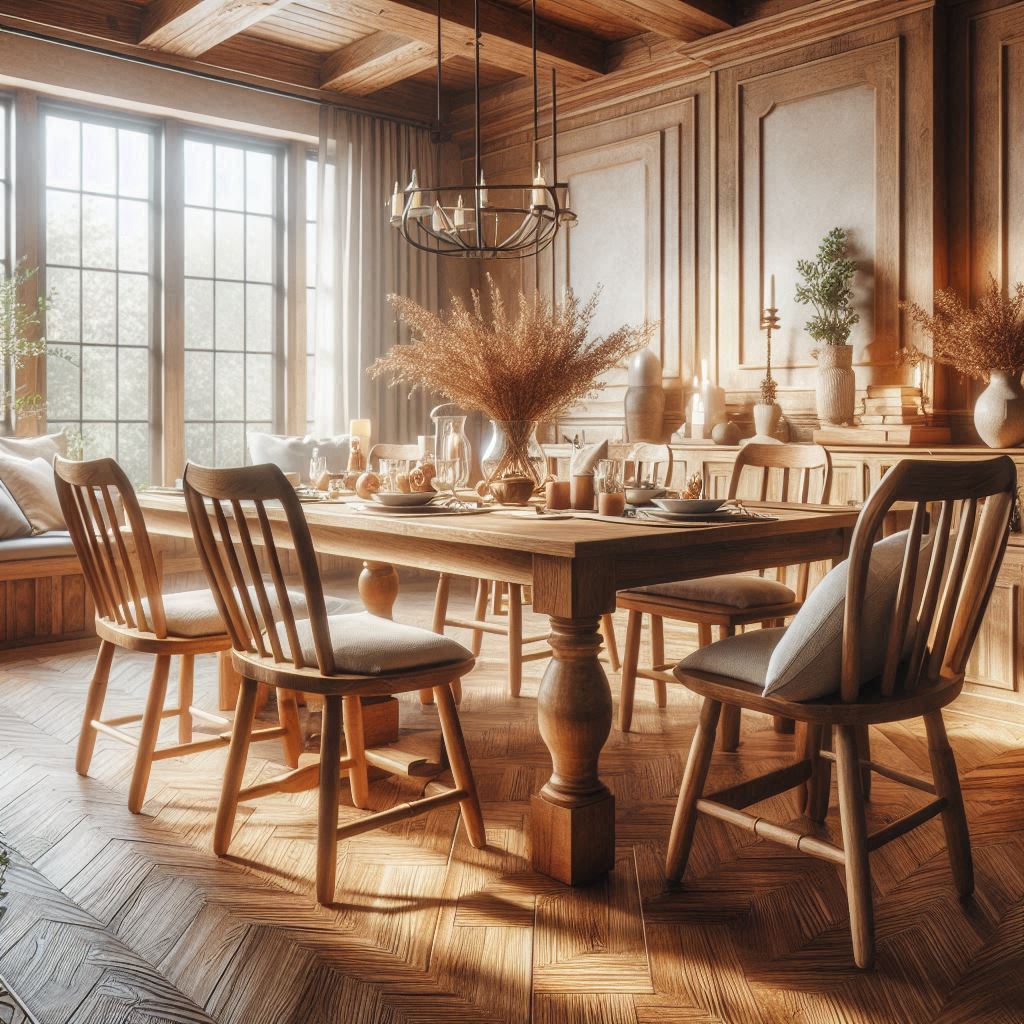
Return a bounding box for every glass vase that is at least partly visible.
[481,419,545,487]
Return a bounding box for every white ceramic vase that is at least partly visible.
[752,402,783,438]
[815,344,856,425]
[974,370,1024,448]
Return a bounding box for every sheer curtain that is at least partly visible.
[313,107,438,442]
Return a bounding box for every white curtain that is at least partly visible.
[313,107,439,442]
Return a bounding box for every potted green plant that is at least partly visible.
[795,227,860,425]
[1,260,55,432]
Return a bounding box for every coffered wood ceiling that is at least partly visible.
[0,0,833,123]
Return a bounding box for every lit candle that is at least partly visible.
[478,169,488,207]
[349,418,371,452]
[769,272,776,309]
[454,195,467,228]
[431,201,447,233]
[532,162,547,208]
[390,181,402,219]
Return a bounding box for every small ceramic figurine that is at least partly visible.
[347,437,367,473]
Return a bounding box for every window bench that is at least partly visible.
[0,532,94,647]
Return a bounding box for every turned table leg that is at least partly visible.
[531,614,615,885]
[356,560,403,734]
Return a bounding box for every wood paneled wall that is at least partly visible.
[454,0,1018,445]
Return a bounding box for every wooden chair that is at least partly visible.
[54,456,302,815]
[617,443,832,738]
[625,442,673,489]
[667,455,1016,968]
[182,461,484,905]
[367,442,421,469]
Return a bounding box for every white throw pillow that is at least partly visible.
[246,432,351,483]
[0,482,32,540]
[0,430,68,462]
[0,454,66,534]
[762,529,930,701]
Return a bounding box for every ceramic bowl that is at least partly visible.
[651,497,725,514]
[624,486,666,506]
[489,476,536,506]
[371,491,437,507]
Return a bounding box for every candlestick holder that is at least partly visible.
[753,305,783,439]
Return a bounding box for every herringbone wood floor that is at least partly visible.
[1,577,1023,1024]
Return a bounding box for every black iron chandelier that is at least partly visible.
[388,0,576,259]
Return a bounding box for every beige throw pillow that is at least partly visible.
[0,455,66,534]
[0,482,32,540]
[0,431,68,462]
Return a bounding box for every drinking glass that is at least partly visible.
[595,458,623,494]
[309,448,327,490]
[378,458,407,492]
[432,458,459,500]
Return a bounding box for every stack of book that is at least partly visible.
[859,385,926,425]
[813,384,951,445]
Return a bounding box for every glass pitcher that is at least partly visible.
[431,403,472,489]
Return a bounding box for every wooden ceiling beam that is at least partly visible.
[325,0,607,82]
[320,32,438,96]
[608,1,733,41]
[139,0,294,58]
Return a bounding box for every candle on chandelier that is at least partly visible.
[390,181,403,219]
[478,170,488,207]
[454,195,467,228]
[532,163,547,208]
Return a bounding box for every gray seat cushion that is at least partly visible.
[0,530,76,562]
[678,626,786,686]
[292,611,472,675]
[632,573,796,610]
[145,588,354,638]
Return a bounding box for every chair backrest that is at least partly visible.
[182,461,336,675]
[728,442,833,504]
[53,456,167,636]
[842,456,1016,702]
[368,443,420,469]
[626,443,672,488]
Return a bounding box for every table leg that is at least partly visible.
[531,614,615,885]
[359,560,399,618]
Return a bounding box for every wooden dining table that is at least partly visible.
[137,493,861,887]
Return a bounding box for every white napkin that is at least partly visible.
[569,440,608,477]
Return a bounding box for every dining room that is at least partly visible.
[0,1,1023,1022]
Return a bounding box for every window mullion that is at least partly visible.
[163,119,185,485]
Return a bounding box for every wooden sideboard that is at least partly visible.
[548,441,1024,718]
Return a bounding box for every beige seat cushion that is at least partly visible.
[632,573,796,610]
[292,612,472,676]
[0,530,75,561]
[144,588,354,638]
[0,454,65,533]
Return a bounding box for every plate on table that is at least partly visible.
[371,491,438,507]
[652,497,726,515]
[639,509,774,524]
[356,502,475,516]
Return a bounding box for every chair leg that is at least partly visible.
[507,583,523,698]
[128,654,171,814]
[276,687,304,768]
[924,710,974,899]
[600,613,620,672]
[424,574,454,707]
[666,697,721,882]
[316,695,343,905]
[470,578,489,656]
[807,723,833,823]
[855,723,872,799]
[492,580,505,615]
[218,651,241,711]
[434,681,485,848]
[795,721,820,814]
[214,677,259,856]
[342,694,370,810]
[716,625,741,752]
[618,610,643,732]
[76,639,115,776]
[177,654,194,744]
[650,614,667,708]
[835,724,875,969]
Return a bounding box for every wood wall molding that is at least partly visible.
[726,39,901,389]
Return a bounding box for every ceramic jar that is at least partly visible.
[974,370,1024,448]
[753,402,783,438]
[815,344,856,425]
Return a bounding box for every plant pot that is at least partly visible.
[815,344,856,425]
[974,370,1024,448]
[480,419,545,487]
[752,402,782,438]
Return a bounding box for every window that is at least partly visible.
[0,99,11,427]
[183,133,283,467]
[306,153,317,433]
[42,108,158,485]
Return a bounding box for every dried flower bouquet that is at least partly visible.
[372,276,653,483]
